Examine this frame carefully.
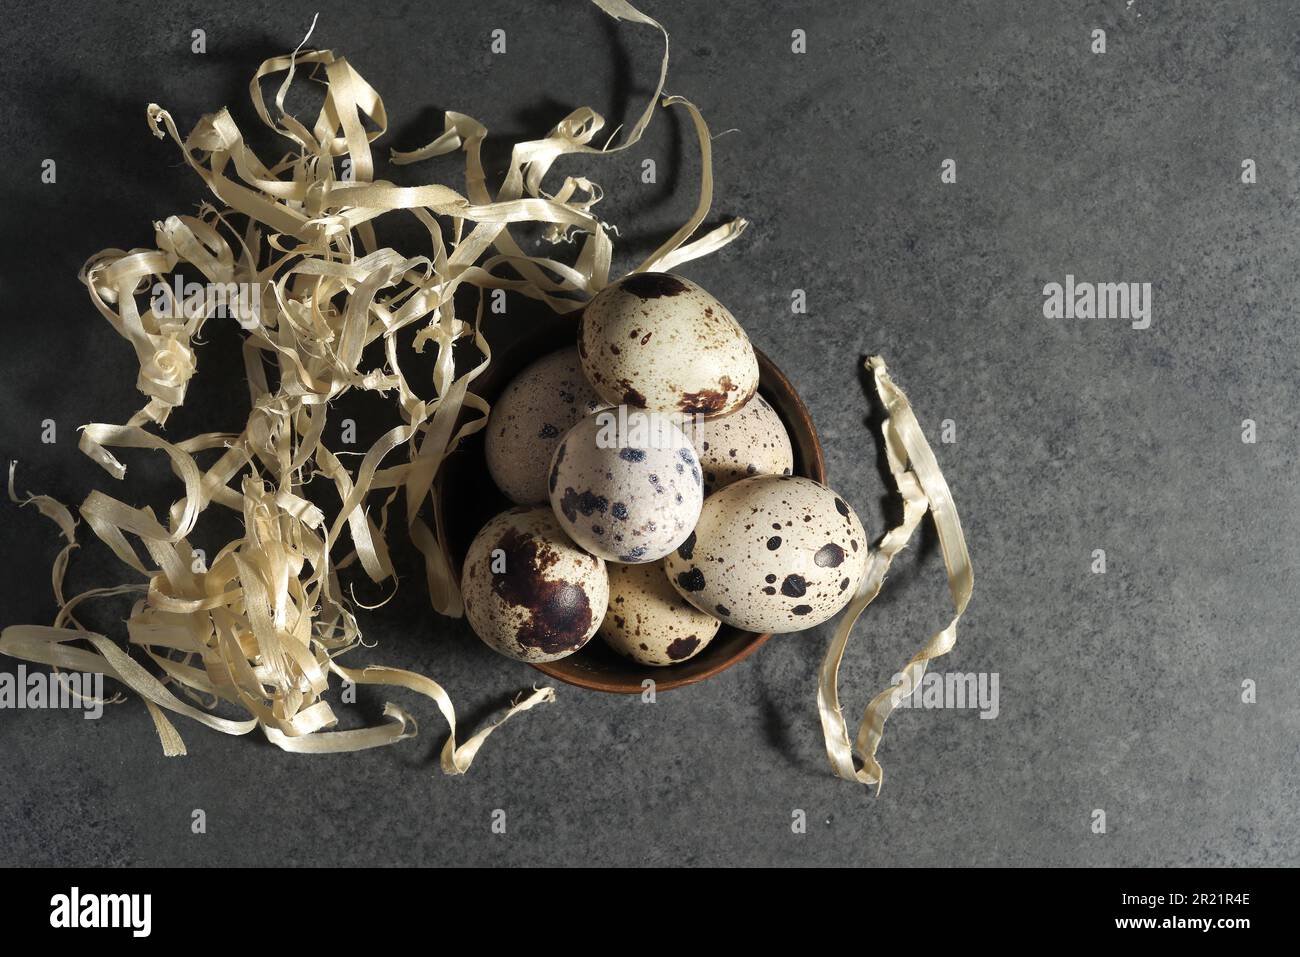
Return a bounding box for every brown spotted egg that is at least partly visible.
[578,272,759,418]
[664,475,869,633]
[599,561,721,666]
[692,393,794,495]
[548,409,702,563]
[486,347,608,505]
[461,506,609,663]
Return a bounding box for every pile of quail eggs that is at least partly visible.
[461,272,870,668]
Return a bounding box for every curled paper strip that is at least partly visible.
[1,0,744,767]
[818,357,974,793]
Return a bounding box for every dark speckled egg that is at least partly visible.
[692,393,794,495]
[486,347,609,505]
[578,272,759,418]
[547,409,702,564]
[598,561,721,666]
[462,507,609,663]
[664,475,869,633]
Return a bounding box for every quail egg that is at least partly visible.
[599,561,722,666]
[692,393,794,495]
[548,408,702,563]
[664,475,869,633]
[578,272,759,417]
[461,506,609,662]
[486,347,608,505]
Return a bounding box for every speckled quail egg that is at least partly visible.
[486,347,609,505]
[692,393,794,495]
[461,506,609,663]
[664,475,869,633]
[548,409,703,563]
[598,561,722,666]
[578,272,759,417]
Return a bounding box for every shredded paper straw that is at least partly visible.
[2,2,969,791]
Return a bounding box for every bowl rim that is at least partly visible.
[526,345,827,694]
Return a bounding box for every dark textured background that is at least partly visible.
[2,0,1298,867]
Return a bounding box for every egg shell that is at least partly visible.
[461,506,609,663]
[664,475,869,633]
[548,409,703,564]
[598,561,722,666]
[486,347,609,505]
[692,393,795,495]
[578,272,759,418]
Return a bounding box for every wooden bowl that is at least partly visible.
[437,313,825,693]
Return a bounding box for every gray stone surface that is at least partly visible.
[1,0,1297,866]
